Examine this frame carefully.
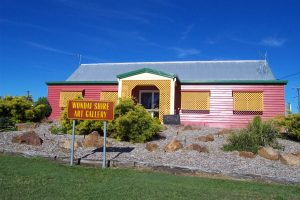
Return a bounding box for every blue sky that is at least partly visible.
[0,0,300,112]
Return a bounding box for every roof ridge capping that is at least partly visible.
[117,67,176,79]
[81,60,265,66]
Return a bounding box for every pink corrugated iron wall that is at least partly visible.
[48,85,118,120]
[180,84,285,128]
[48,84,285,128]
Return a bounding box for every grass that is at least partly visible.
[0,155,299,200]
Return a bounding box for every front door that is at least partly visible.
[139,90,159,117]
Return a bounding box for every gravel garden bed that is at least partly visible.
[1,123,299,184]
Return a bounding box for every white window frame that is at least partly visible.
[139,90,159,117]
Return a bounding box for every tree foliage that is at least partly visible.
[0,96,52,123]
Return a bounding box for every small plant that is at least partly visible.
[49,125,64,135]
[223,129,259,153]
[276,114,300,142]
[223,116,280,153]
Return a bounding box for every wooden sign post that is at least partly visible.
[67,100,114,168]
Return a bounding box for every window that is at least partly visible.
[139,90,159,117]
[139,91,159,109]
[181,91,210,112]
[233,91,263,114]
[59,91,83,107]
[100,91,118,105]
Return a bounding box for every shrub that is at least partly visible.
[0,96,33,122]
[0,117,16,132]
[223,116,280,153]
[58,98,162,142]
[35,97,52,118]
[0,96,51,123]
[277,114,300,141]
[223,129,259,153]
[49,125,64,135]
[113,100,162,143]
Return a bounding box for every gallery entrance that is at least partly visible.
[132,86,160,118]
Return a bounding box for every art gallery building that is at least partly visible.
[47,60,287,128]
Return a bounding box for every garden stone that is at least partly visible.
[216,129,232,136]
[61,139,82,150]
[258,147,279,160]
[164,139,183,152]
[182,125,193,131]
[12,131,43,146]
[145,143,158,152]
[197,134,214,142]
[280,153,300,166]
[186,144,208,153]
[292,152,300,157]
[16,123,38,131]
[83,131,103,148]
[239,151,255,158]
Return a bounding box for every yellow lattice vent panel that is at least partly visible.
[121,80,171,121]
[233,91,264,111]
[59,91,83,107]
[100,91,118,106]
[181,92,210,110]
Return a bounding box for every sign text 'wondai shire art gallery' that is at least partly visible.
[67,100,114,121]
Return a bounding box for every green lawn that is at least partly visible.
[0,155,299,200]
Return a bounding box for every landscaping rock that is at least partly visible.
[12,131,43,146]
[216,129,233,136]
[83,131,103,148]
[258,147,279,160]
[164,139,183,152]
[292,152,300,157]
[61,139,82,150]
[16,123,38,131]
[280,153,300,166]
[239,151,255,158]
[186,144,208,153]
[197,134,214,142]
[145,143,159,152]
[182,125,193,131]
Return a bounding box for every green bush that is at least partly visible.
[0,96,51,123]
[0,117,16,132]
[277,114,300,141]
[223,129,259,153]
[223,116,280,153]
[49,125,63,134]
[35,97,52,118]
[58,98,162,143]
[0,96,33,122]
[113,99,162,143]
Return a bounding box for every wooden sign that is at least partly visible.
[67,100,114,121]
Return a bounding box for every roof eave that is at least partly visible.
[46,81,118,85]
[117,68,176,79]
[180,80,288,85]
